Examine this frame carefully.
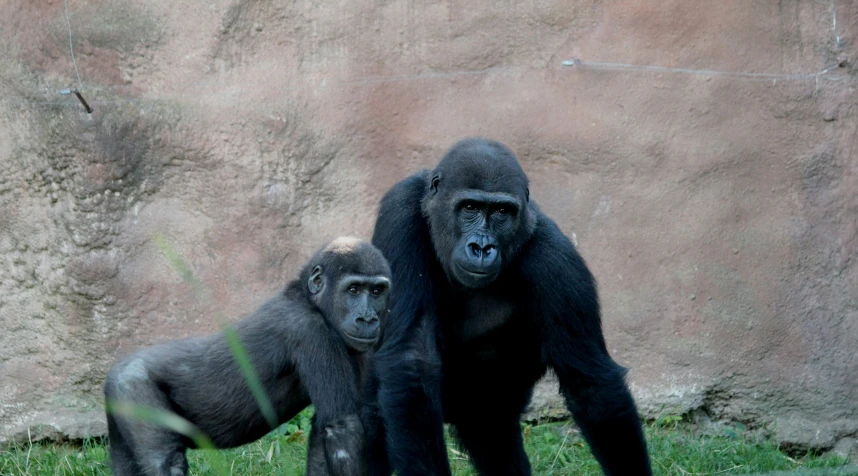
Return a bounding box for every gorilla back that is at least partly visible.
[104,237,391,476]
[366,138,652,475]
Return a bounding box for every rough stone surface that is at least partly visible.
[0,0,856,454]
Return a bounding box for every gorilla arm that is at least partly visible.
[519,217,652,476]
[370,172,452,476]
[295,317,366,476]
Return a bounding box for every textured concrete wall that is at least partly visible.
[1,0,856,454]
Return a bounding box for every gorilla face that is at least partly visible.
[334,273,390,351]
[309,266,390,352]
[306,238,392,352]
[446,190,522,287]
[422,138,536,289]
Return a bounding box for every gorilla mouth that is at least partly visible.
[345,334,378,343]
[452,263,501,289]
[456,263,492,277]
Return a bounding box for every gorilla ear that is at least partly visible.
[430,174,441,194]
[308,265,325,295]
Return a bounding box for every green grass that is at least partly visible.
[1,415,851,476]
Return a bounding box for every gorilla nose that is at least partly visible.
[465,237,499,268]
[356,314,379,324]
[467,242,495,258]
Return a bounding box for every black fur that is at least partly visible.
[365,138,651,475]
[104,237,390,476]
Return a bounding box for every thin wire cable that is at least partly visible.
[64,0,83,90]
[563,59,839,82]
[4,61,852,109]
[343,65,524,85]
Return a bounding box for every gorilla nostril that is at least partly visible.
[468,243,482,257]
[357,314,379,325]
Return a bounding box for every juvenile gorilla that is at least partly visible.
[104,237,391,476]
[364,138,652,475]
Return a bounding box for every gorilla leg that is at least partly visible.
[373,329,450,476]
[105,360,189,476]
[445,358,538,476]
[306,420,328,476]
[558,367,650,476]
[322,414,365,476]
[360,390,392,476]
[107,412,188,476]
[106,414,140,475]
[446,382,532,476]
[453,416,530,476]
[306,414,366,476]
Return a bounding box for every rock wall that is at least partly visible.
[1,0,856,453]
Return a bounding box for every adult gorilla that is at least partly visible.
[364,138,651,475]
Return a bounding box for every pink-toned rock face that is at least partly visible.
[0,0,855,454]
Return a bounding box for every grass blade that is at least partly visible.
[152,234,279,430]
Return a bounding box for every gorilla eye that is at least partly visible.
[463,203,476,211]
[347,285,359,295]
[496,207,508,215]
[371,287,384,296]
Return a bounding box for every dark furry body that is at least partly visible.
[105,238,390,476]
[363,140,651,476]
